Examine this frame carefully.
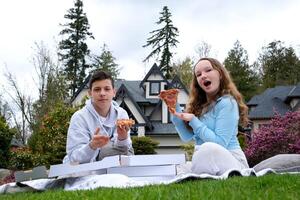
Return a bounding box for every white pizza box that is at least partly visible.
[48,155,119,178]
[107,164,177,177]
[120,154,186,166]
[48,154,186,178]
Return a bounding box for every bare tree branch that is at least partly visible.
[3,71,33,143]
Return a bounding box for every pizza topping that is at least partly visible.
[116,119,135,127]
[158,89,179,114]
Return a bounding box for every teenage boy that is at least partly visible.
[63,71,134,164]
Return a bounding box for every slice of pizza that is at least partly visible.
[158,89,179,114]
[116,119,135,128]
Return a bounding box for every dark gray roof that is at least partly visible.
[115,80,159,104]
[71,74,91,103]
[247,94,262,106]
[247,85,295,119]
[10,138,25,147]
[146,122,177,135]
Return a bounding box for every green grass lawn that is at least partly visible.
[1,174,299,200]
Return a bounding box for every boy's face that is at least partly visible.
[88,79,116,110]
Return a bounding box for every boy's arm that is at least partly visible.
[65,113,99,164]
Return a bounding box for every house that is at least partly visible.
[10,138,25,151]
[247,82,300,132]
[71,63,190,154]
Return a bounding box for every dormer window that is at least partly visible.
[150,82,160,95]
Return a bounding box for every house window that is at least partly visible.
[150,82,160,95]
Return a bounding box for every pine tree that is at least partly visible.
[90,44,119,80]
[258,40,300,89]
[58,0,94,96]
[143,6,179,79]
[224,41,260,101]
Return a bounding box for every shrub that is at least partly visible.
[238,132,248,150]
[0,171,15,186]
[0,116,14,168]
[245,111,300,167]
[27,103,77,167]
[8,148,35,170]
[132,136,159,155]
[180,143,194,161]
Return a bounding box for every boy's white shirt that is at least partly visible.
[63,99,132,164]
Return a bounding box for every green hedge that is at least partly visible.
[132,136,159,155]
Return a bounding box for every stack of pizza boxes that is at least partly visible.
[49,154,186,178]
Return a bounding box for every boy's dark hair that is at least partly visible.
[88,71,114,89]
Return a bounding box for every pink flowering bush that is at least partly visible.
[245,111,300,167]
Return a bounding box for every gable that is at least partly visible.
[115,84,152,129]
[139,63,168,89]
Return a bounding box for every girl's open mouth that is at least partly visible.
[203,80,211,87]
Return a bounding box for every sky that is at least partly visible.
[1,0,300,100]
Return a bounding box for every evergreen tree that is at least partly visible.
[143,6,179,79]
[90,44,119,80]
[58,0,94,96]
[224,41,260,101]
[258,40,300,88]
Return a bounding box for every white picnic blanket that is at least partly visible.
[0,168,288,194]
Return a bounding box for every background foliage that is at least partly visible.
[245,111,300,167]
[8,103,78,170]
[0,116,14,168]
[132,136,159,155]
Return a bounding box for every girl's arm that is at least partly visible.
[171,104,194,142]
[189,97,239,147]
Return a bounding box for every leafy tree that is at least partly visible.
[143,6,179,79]
[172,57,194,88]
[0,115,14,168]
[258,40,300,89]
[31,42,68,133]
[90,44,119,80]
[224,40,260,101]
[58,0,94,96]
[28,103,77,166]
[0,95,10,122]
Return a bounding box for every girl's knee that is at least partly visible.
[195,142,225,154]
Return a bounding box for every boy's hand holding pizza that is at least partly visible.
[116,119,135,141]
